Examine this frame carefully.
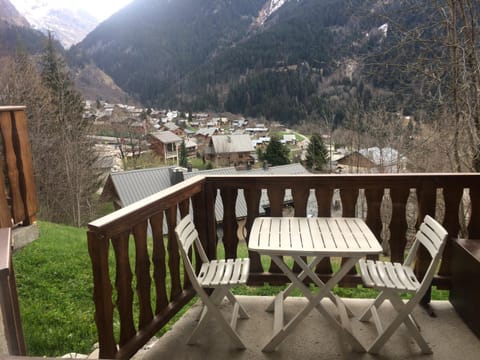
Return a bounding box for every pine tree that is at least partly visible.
[40,32,100,226]
[179,140,189,168]
[306,133,328,172]
[262,136,290,166]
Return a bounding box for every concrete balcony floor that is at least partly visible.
[134,296,480,360]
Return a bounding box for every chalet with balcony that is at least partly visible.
[147,130,182,163]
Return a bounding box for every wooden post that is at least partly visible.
[0,228,26,355]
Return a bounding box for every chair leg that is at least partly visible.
[368,295,432,354]
[188,288,247,349]
[368,312,406,354]
[359,291,388,321]
[226,291,249,319]
[188,288,227,344]
[389,296,432,354]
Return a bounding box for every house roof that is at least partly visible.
[195,127,218,137]
[359,147,401,166]
[162,122,180,131]
[283,134,296,142]
[336,151,376,168]
[183,163,311,221]
[210,134,253,154]
[102,163,317,231]
[150,131,183,144]
[101,166,181,235]
[102,167,174,208]
[185,139,197,149]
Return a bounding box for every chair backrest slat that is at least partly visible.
[416,215,448,259]
[412,215,448,297]
[176,216,198,252]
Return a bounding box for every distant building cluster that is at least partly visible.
[85,100,408,179]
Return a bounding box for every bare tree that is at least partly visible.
[367,0,480,172]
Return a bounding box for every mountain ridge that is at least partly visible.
[0,0,30,27]
[9,0,100,48]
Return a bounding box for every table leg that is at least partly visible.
[292,255,355,318]
[266,255,325,312]
[262,256,365,352]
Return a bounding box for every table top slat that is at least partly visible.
[281,217,292,249]
[336,218,358,250]
[249,217,382,257]
[308,218,324,249]
[317,218,338,251]
[291,218,304,250]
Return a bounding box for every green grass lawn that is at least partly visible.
[14,222,97,357]
[12,222,449,356]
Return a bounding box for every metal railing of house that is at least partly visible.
[0,106,39,227]
[0,227,26,355]
[87,173,480,359]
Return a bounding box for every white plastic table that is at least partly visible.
[248,217,382,352]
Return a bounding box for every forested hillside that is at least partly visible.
[68,0,473,131]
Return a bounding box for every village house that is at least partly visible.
[147,130,183,164]
[233,118,248,128]
[184,138,198,157]
[160,121,184,137]
[334,151,376,173]
[282,134,297,144]
[359,147,407,173]
[205,134,254,167]
[245,125,269,136]
[194,127,220,153]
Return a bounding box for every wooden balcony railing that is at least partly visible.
[0,106,38,227]
[87,173,480,359]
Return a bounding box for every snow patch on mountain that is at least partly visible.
[255,0,288,26]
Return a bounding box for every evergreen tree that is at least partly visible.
[306,133,328,172]
[179,140,188,168]
[262,136,290,166]
[40,32,100,226]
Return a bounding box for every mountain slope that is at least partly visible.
[0,0,30,27]
[69,0,267,104]
[69,0,424,124]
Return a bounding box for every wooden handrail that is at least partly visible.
[0,228,26,355]
[87,172,480,359]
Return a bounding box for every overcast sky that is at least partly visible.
[11,0,134,21]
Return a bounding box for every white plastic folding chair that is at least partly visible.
[175,215,250,349]
[358,215,448,354]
